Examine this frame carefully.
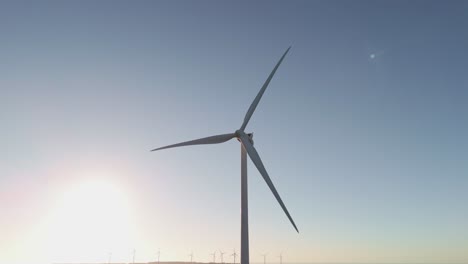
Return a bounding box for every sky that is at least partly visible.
[1,1,468,264]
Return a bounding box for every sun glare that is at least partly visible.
[44,179,136,262]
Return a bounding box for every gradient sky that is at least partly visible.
[1,1,468,264]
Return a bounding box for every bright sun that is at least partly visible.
[44,179,136,262]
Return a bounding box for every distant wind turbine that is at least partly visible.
[151,47,299,264]
[157,248,161,264]
[261,253,267,264]
[278,253,282,264]
[210,251,216,263]
[188,251,194,264]
[231,249,238,264]
[219,250,225,263]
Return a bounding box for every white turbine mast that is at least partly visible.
[188,251,194,264]
[219,250,225,263]
[151,47,298,264]
[231,249,238,264]
[261,253,268,264]
[210,251,216,263]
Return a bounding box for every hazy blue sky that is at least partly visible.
[1,1,468,264]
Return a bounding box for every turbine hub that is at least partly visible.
[235,130,254,144]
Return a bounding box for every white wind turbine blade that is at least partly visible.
[151,133,236,151]
[240,47,291,131]
[239,134,299,233]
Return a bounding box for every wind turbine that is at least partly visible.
[156,248,160,264]
[219,250,225,263]
[210,251,216,263]
[277,253,283,264]
[231,249,238,264]
[261,253,267,264]
[151,47,299,264]
[188,251,194,264]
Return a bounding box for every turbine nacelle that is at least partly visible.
[235,130,254,144]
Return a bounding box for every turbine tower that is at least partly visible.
[151,47,299,264]
[278,253,282,264]
[188,252,194,264]
[219,250,225,263]
[210,251,216,263]
[231,249,238,264]
[261,253,267,264]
